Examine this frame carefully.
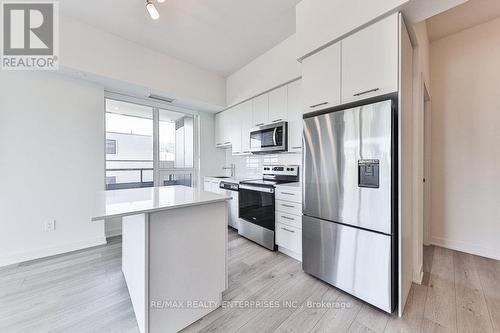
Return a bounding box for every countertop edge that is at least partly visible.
[275,182,302,189]
[91,196,231,222]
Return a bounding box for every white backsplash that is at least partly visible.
[224,150,302,179]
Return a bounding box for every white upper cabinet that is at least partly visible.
[215,112,224,147]
[222,110,232,145]
[229,106,242,154]
[215,109,233,148]
[287,80,303,152]
[240,101,253,154]
[268,86,288,124]
[302,42,341,113]
[252,94,269,127]
[341,14,399,103]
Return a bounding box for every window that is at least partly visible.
[158,108,195,186]
[105,97,197,190]
[106,139,117,154]
[105,99,153,190]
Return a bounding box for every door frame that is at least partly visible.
[422,82,431,246]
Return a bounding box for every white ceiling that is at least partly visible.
[426,0,500,41]
[60,0,300,77]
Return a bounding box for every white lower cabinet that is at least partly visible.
[203,180,211,191]
[276,212,301,229]
[276,223,302,255]
[203,177,221,194]
[275,185,302,261]
[276,200,302,216]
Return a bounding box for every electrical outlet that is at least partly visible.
[45,220,56,232]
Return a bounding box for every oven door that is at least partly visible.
[250,122,287,153]
[238,184,275,231]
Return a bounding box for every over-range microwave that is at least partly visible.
[250,121,288,154]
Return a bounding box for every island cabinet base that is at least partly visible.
[122,201,228,333]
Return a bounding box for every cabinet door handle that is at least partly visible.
[243,151,251,153]
[224,142,231,144]
[255,123,264,126]
[272,119,283,123]
[310,102,328,108]
[353,88,380,97]
[280,192,295,196]
[281,227,295,233]
[281,204,295,208]
[291,146,302,149]
[281,215,295,221]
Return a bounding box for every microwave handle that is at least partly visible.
[273,127,278,146]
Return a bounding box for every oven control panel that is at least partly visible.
[262,165,299,176]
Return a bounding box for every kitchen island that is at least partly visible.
[92,185,231,333]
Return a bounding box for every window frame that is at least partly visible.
[104,92,200,190]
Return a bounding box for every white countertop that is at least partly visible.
[92,185,231,221]
[275,182,302,189]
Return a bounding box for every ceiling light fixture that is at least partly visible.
[146,0,160,20]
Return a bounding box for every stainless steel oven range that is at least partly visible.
[238,165,299,250]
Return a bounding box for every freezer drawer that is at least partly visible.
[302,215,395,313]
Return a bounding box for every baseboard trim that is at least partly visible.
[0,237,107,268]
[278,246,302,262]
[413,269,423,285]
[431,236,500,261]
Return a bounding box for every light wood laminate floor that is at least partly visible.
[1,229,499,332]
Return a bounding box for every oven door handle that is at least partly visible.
[239,184,274,193]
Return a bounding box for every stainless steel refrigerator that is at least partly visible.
[302,95,397,313]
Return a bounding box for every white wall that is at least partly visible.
[413,21,431,86]
[429,17,500,260]
[0,71,106,267]
[60,16,226,109]
[226,34,301,107]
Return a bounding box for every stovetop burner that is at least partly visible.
[239,165,299,188]
[239,179,293,187]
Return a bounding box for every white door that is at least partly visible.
[268,86,288,124]
[287,80,303,152]
[252,94,269,127]
[240,101,253,154]
[342,14,399,103]
[302,42,341,113]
